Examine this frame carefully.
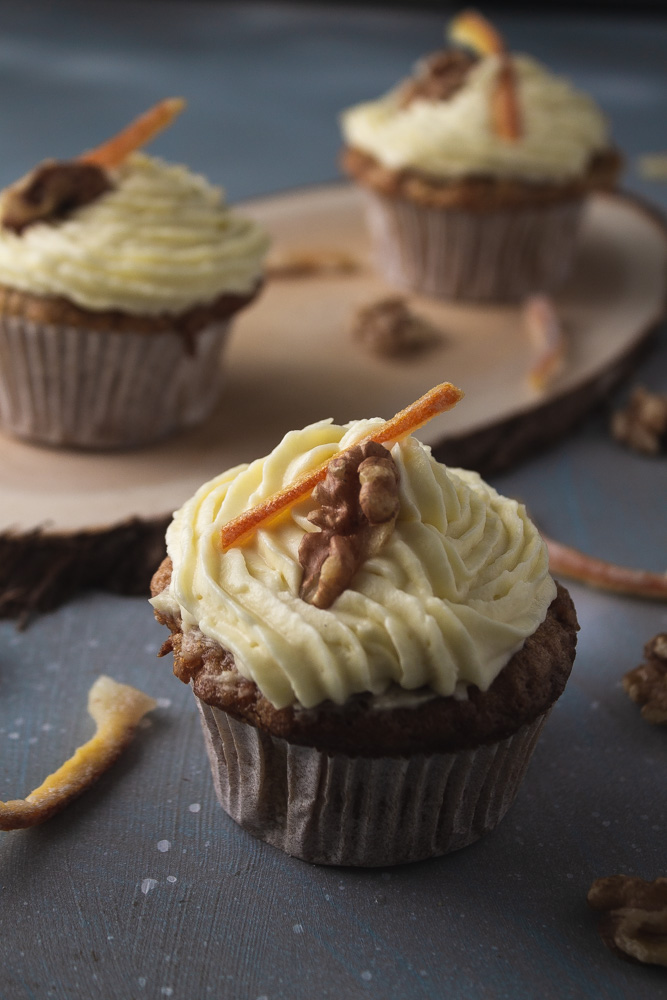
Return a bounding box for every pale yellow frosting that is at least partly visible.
[341,54,610,183]
[151,418,556,710]
[0,153,269,314]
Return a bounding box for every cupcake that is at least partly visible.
[0,100,269,448]
[340,11,621,302]
[150,384,578,866]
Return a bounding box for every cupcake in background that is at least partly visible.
[341,11,621,302]
[150,384,578,866]
[0,99,269,449]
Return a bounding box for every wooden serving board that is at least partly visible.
[1,185,666,618]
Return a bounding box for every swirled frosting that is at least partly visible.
[151,418,556,710]
[341,54,610,183]
[0,153,269,314]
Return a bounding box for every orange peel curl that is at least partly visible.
[448,9,505,56]
[219,382,464,552]
[79,97,186,169]
[448,10,521,142]
[545,536,667,601]
[491,59,522,142]
[266,248,361,279]
[524,294,567,392]
[0,676,156,831]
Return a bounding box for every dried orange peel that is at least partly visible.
[0,676,156,831]
[545,536,667,601]
[219,382,464,552]
[524,294,567,391]
[79,97,186,169]
[448,9,505,56]
[266,248,361,279]
[448,10,521,141]
[491,60,522,143]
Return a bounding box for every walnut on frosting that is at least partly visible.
[1,160,112,234]
[298,441,400,609]
[588,875,667,966]
[396,49,478,108]
[623,633,667,725]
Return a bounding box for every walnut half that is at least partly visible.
[1,160,112,234]
[588,875,667,966]
[611,385,667,456]
[350,296,442,358]
[298,441,399,609]
[396,49,478,108]
[623,633,667,725]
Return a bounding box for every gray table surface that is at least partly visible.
[1,3,666,998]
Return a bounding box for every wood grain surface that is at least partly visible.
[2,187,664,619]
[0,4,666,1000]
[2,186,665,535]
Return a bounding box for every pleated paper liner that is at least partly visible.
[197,698,549,867]
[362,190,583,302]
[0,317,231,449]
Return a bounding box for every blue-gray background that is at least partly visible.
[0,4,665,999]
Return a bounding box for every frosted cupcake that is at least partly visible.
[0,100,269,448]
[151,385,578,866]
[341,11,621,302]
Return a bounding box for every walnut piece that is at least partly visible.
[1,160,112,233]
[623,633,667,725]
[298,441,399,609]
[351,296,442,358]
[588,876,667,966]
[396,49,478,107]
[611,386,667,456]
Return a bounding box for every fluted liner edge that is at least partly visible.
[363,190,584,302]
[0,317,231,448]
[197,698,549,866]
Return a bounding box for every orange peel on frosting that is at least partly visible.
[448,8,505,55]
[491,59,522,143]
[0,676,156,831]
[79,98,186,169]
[448,10,522,141]
[219,382,464,552]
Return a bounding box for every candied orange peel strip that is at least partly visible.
[545,536,667,601]
[266,248,361,279]
[0,676,156,831]
[448,9,505,55]
[79,97,186,169]
[524,294,567,391]
[220,382,464,552]
[491,60,522,142]
[448,10,521,141]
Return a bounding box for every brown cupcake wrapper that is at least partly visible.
[362,190,584,302]
[0,317,231,448]
[197,697,549,867]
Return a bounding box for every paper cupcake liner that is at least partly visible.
[197,698,549,867]
[362,190,584,302]
[0,316,231,448]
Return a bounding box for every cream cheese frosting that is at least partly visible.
[341,54,610,183]
[0,153,269,314]
[151,418,557,710]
